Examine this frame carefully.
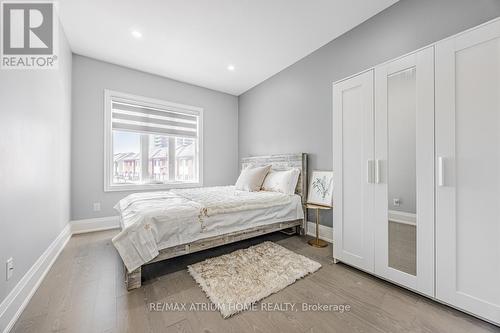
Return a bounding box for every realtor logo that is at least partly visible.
[1,1,58,69]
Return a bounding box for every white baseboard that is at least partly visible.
[1,216,327,332]
[0,224,71,333]
[306,221,333,243]
[70,216,120,234]
[0,216,120,333]
[388,210,416,226]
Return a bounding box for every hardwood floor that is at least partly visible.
[12,230,499,333]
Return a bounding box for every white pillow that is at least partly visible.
[261,168,300,195]
[235,165,271,191]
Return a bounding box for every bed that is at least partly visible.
[112,153,308,290]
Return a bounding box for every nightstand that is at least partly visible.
[306,203,332,248]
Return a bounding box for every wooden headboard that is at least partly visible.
[240,153,308,203]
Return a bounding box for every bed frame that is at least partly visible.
[125,153,308,290]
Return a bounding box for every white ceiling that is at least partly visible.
[59,0,398,95]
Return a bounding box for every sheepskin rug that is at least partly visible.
[187,241,321,318]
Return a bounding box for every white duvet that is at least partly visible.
[112,186,303,272]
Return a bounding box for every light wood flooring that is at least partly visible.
[12,230,500,333]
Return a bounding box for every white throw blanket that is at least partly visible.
[170,186,293,217]
[112,186,296,272]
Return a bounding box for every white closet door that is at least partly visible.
[373,47,435,297]
[436,20,500,324]
[333,70,374,272]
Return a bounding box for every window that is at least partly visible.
[104,90,203,191]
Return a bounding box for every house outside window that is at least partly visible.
[104,90,203,191]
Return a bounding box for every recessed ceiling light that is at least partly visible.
[131,30,142,39]
[227,64,235,71]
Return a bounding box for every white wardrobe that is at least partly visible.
[333,18,500,325]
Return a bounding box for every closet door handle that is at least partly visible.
[367,160,373,184]
[437,156,444,187]
[375,159,381,184]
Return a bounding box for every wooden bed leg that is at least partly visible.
[300,219,306,236]
[126,266,142,291]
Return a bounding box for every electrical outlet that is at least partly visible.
[93,202,101,212]
[393,198,401,207]
[6,258,13,281]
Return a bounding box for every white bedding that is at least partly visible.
[112,186,304,272]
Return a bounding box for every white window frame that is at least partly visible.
[104,89,204,192]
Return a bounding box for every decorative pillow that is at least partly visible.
[261,168,300,195]
[235,165,271,191]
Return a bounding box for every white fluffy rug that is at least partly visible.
[187,241,321,318]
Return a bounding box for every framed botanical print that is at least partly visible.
[307,171,333,207]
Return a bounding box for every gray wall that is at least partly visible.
[238,0,500,227]
[0,29,72,305]
[71,55,239,220]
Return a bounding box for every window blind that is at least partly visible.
[111,100,199,138]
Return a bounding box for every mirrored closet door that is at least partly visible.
[373,47,435,296]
